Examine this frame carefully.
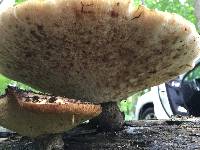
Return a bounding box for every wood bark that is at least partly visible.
[1,119,200,149]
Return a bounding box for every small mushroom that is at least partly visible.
[0,0,199,103]
[0,86,102,137]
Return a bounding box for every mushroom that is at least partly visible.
[0,0,200,137]
[0,0,199,103]
[0,86,101,137]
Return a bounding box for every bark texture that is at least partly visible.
[1,119,200,149]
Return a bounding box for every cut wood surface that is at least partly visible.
[1,119,200,149]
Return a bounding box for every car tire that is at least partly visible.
[139,107,156,120]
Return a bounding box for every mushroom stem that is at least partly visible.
[89,102,125,131]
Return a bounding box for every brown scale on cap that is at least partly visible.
[0,86,102,137]
[0,0,199,104]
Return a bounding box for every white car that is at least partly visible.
[135,59,200,120]
[135,84,175,120]
[135,76,193,120]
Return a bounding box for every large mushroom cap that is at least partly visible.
[0,86,101,137]
[0,0,199,103]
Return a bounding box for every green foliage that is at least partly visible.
[15,0,27,4]
[118,89,149,120]
[119,99,134,121]
[134,0,197,26]
[0,75,15,95]
[185,64,200,81]
[0,74,39,95]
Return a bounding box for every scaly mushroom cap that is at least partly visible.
[0,0,199,103]
[0,86,101,137]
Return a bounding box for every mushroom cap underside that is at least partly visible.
[0,86,102,137]
[0,0,199,103]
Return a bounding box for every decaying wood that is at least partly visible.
[1,119,200,149]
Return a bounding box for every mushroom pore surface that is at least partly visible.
[0,86,102,137]
[0,0,199,103]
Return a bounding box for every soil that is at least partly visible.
[1,119,200,150]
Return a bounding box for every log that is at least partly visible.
[1,118,200,149]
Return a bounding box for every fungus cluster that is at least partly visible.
[0,0,199,137]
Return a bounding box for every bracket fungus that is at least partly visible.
[0,86,101,137]
[0,0,199,103]
[0,0,199,137]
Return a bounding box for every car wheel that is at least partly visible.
[139,107,157,120]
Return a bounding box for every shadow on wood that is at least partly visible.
[1,119,200,149]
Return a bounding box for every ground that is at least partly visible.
[1,119,200,149]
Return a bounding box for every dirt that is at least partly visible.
[1,119,200,150]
